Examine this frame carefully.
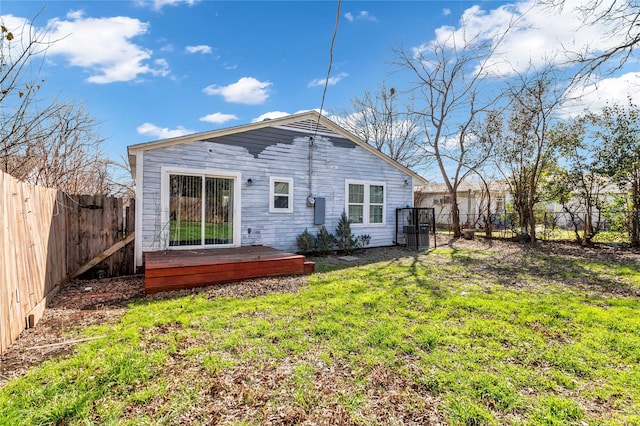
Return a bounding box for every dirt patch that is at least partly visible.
[0,275,145,384]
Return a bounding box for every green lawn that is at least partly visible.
[1,242,639,425]
[169,220,232,244]
[436,229,631,244]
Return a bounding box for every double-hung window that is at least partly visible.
[346,180,386,225]
[270,176,293,213]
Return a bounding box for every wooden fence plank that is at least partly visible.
[1,170,135,354]
[69,233,135,280]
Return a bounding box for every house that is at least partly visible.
[416,178,629,233]
[128,111,427,268]
[414,181,510,229]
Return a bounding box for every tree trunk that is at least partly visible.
[632,181,640,247]
[514,196,529,241]
[582,210,592,246]
[450,191,462,238]
[528,203,537,243]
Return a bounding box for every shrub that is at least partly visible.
[335,211,359,254]
[358,234,371,248]
[335,212,373,254]
[296,228,315,254]
[315,225,335,255]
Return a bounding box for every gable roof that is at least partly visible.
[127,110,427,184]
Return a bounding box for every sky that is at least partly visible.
[1,0,639,179]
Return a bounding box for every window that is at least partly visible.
[168,173,235,247]
[369,185,384,224]
[346,180,386,225]
[348,183,364,223]
[270,177,293,213]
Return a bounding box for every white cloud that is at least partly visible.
[0,15,37,59]
[251,109,317,123]
[151,59,170,77]
[135,0,199,11]
[203,77,272,105]
[409,0,640,112]
[186,45,212,54]
[137,122,193,139]
[251,111,291,123]
[308,72,348,88]
[44,11,167,84]
[344,11,378,23]
[560,72,640,118]
[420,1,621,78]
[199,112,238,124]
[443,8,451,17]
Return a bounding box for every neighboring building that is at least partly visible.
[128,111,427,267]
[416,179,629,231]
[414,181,510,228]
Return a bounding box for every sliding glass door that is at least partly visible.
[169,174,235,247]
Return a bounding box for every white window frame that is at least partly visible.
[345,180,386,226]
[160,167,241,250]
[269,176,294,213]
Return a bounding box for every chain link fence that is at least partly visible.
[434,210,638,244]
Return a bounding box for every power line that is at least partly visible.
[315,0,342,132]
[308,0,342,201]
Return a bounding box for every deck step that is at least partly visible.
[303,261,316,274]
[144,246,313,294]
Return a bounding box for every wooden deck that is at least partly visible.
[144,246,315,294]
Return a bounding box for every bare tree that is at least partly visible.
[338,83,425,170]
[542,0,640,80]
[1,15,115,195]
[392,26,506,237]
[1,17,60,170]
[23,103,115,194]
[108,153,136,198]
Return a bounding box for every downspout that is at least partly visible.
[307,136,315,207]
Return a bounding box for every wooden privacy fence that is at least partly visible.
[0,170,134,354]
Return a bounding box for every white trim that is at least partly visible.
[126,111,428,186]
[345,179,387,226]
[134,151,144,268]
[269,176,294,213]
[160,166,241,249]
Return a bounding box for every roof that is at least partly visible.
[416,178,629,196]
[415,181,510,194]
[127,110,427,185]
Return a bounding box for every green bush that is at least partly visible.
[335,211,371,255]
[335,211,358,255]
[315,225,335,255]
[358,234,371,248]
[296,228,315,254]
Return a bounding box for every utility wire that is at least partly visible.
[314,0,342,136]
[309,0,342,199]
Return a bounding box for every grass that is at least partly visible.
[169,219,232,244]
[1,243,639,424]
[436,228,632,244]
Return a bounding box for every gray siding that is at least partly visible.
[140,126,414,254]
